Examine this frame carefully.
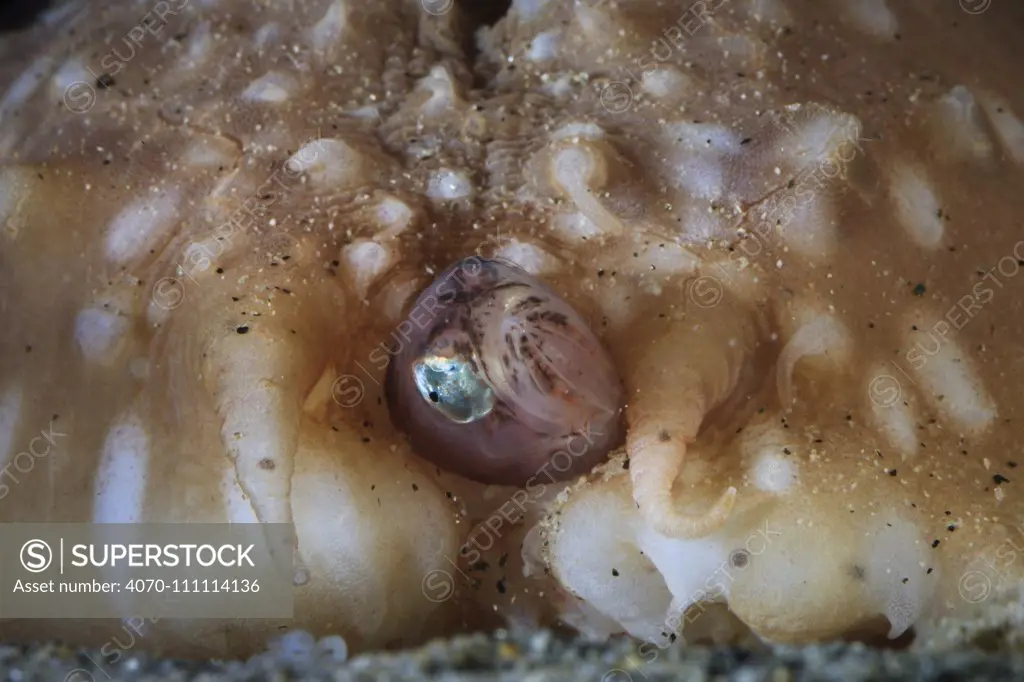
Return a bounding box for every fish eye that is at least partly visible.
[412,353,495,423]
[385,257,625,486]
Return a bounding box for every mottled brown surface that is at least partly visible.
[0,0,1023,662]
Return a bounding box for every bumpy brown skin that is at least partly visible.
[1,0,1024,659]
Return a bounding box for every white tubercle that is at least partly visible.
[380,275,423,326]
[253,22,281,50]
[343,240,396,301]
[889,161,944,250]
[310,0,349,54]
[416,66,462,117]
[526,31,561,62]
[636,527,733,611]
[285,139,377,191]
[776,314,851,408]
[836,0,898,39]
[241,71,300,103]
[511,0,552,22]
[0,166,31,234]
[641,68,695,100]
[1,55,54,120]
[928,86,995,163]
[105,191,181,266]
[374,196,415,240]
[551,143,624,236]
[777,193,838,260]
[495,240,561,276]
[660,121,740,200]
[750,449,798,493]
[740,421,800,494]
[573,4,615,41]
[74,308,130,365]
[0,386,23,470]
[551,211,606,242]
[426,168,474,200]
[905,315,996,434]
[182,21,213,66]
[550,122,605,141]
[867,364,920,458]
[860,512,933,639]
[183,134,240,169]
[49,57,94,101]
[978,92,1024,165]
[746,0,791,24]
[93,413,150,523]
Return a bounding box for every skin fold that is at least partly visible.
[1,0,1023,659]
